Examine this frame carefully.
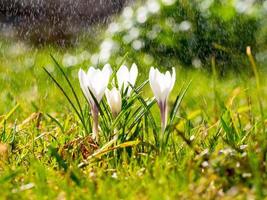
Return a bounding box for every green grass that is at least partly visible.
[1,38,267,199]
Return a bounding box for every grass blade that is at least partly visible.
[43,67,88,133]
[165,81,192,145]
[0,104,20,127]
[50,55,85,123]
[169,80,192,126]
[46,114,64,133]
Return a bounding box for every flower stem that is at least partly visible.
[159,100,167,143]
[92,105,99,143]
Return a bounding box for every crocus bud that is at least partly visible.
[78,64,113,142]
[149,67,176,132]
[116,63,138,96]
[105,88,122,117]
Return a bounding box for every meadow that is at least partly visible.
[1,35,267,199]
[1,0,267,199]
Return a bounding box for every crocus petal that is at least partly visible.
[78,69,93,105]
[105,87,122,117]
[90,66,112,103]
[88,71,102,103]
[129,63,138,86]
[105,89,112,107]
[161,86,171,103]
[162,69,173,95]
[148,67,155,95]
[117,65,129,92]
[87,66,96,79]
[111,88,122,114]
[127,63,138,96]
[115,64,139,96]
[149,67,161,102]
[103,63,113,78]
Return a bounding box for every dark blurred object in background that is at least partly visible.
[0,0,131,44]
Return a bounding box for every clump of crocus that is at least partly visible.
[149,67,176,132]
[105,63,138,119]
[105,87,122,118]
[78,64,112,143]
[116,63,138,96]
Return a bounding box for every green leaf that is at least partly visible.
[129,83,159,146]
[169,81,192,126]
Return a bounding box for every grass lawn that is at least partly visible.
[1,39,267,199]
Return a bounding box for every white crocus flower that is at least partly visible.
[105,87,122,118]
[116,63,138,96]
[78,64,112,142]
[149,67,176,132]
